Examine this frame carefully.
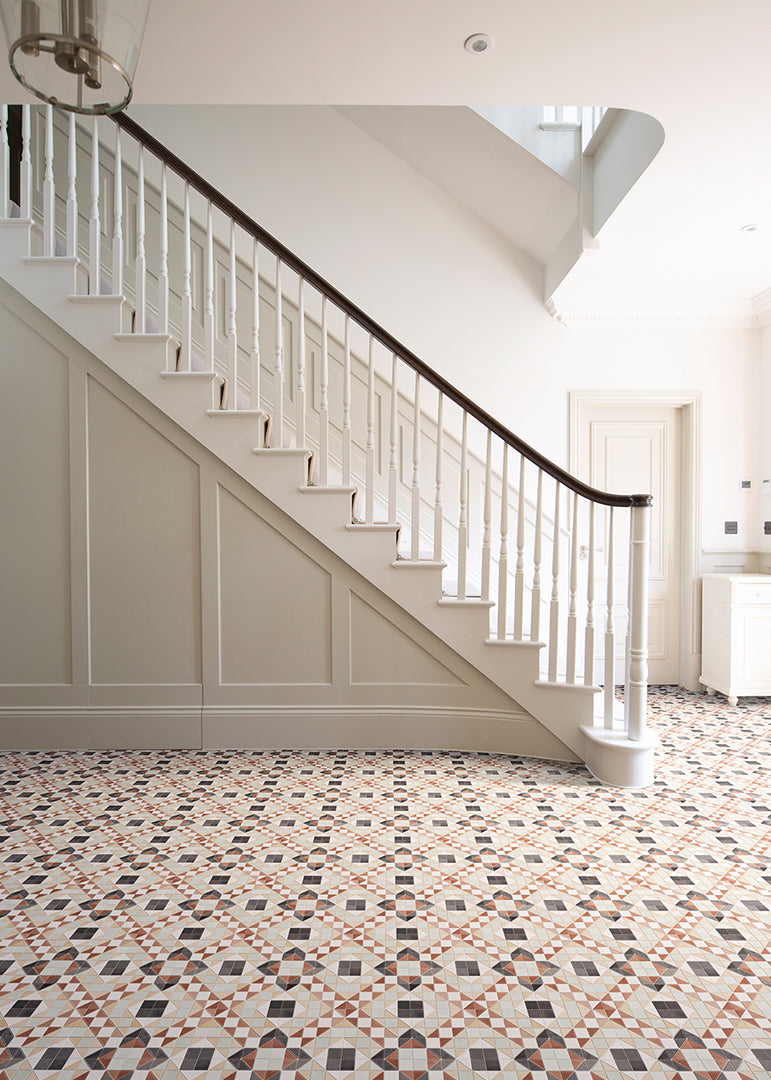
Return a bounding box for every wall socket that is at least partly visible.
[725,521,739,535]
[765,522,771,535]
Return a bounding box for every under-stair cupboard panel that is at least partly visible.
[216,485,332,686]
[349,593,464,687]
[86,379,202,690]
[0,305,72,686]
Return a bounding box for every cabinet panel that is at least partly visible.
[701,574,771,704]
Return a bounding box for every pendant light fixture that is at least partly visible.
[0,0,151,113]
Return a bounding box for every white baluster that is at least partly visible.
[497,444,509,639]
[388,354,398,524]
[366,336,376,522]
[626,503,651,740]
[274,257,284,447]
[158,164,168,340]
[514,454,526,639]
[227,218,238,410]
[548,482,561,682]
[251,239,260,412]
[88,116,100,296]
[410,372,421,560]
[584,502,596,686]
[67,113,78,258]
[204,200,214,369]
[481,430,492,602]
[20,105,31,221]
[318,293,328,481]
[296,277,306,447]
[42,105,54,256]
[604,507,616,727]
[531,468,543,641]
[342,316,352,486]
[180,181,192,371]
[434,393,444,562]
[566,492,579,683]
[111,124,122,294]
[0,107,8,218]
[135,145,145,331]
[458,411,468,599]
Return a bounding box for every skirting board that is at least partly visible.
[0,708,202,750]
[0,705,578,762]
[201,706,579,762]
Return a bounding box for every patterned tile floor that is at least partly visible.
[0,688,769,1078]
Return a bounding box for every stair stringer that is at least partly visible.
[0,229,601,767]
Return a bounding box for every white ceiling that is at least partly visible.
[1,0,770,319]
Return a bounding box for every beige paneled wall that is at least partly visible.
[0,304,72,686]
[87,379,202,689]
[0,283,573,759]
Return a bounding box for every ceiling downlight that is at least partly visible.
[464,33,493,55]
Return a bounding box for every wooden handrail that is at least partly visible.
[114,112,650,510]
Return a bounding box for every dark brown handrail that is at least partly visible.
[114,112,650,510]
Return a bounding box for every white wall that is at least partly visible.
[130,105,763,558]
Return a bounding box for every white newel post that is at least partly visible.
[625,501,651,741]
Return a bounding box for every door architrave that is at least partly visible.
[569,390,702,690]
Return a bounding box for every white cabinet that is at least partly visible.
[700,574,771,705]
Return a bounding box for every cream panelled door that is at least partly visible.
[577,404,682,684]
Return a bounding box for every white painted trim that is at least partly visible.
[548,302,757,328]
[569,390,703,690]
[539,121,582,132]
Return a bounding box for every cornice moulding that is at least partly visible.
[546,299,758,328]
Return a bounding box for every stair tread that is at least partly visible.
[300,484,357,494]
[438,597,494,608]
[391,559,446,570]
[206,408,266,417]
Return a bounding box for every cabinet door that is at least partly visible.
[736,607,771,690]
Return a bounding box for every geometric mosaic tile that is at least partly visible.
[1,687,770,1078]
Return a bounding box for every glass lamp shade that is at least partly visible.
[0,0,151,113]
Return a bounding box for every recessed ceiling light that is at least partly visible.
[740,223,760,232]
[464,34,493,54]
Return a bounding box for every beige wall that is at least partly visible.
[0,283,574,760]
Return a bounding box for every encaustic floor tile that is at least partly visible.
[0,688,770,1077]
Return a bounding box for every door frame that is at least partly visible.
[569,390,703,690]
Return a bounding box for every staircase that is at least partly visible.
[0,104,656,787]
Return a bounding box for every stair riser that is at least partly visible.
[0,221,32,263]
[20,260,79,309]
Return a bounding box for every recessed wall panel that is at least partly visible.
[218,487,332,685]
[350,592,464,686]
[88,380,201,685]
[0,307,71,684]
